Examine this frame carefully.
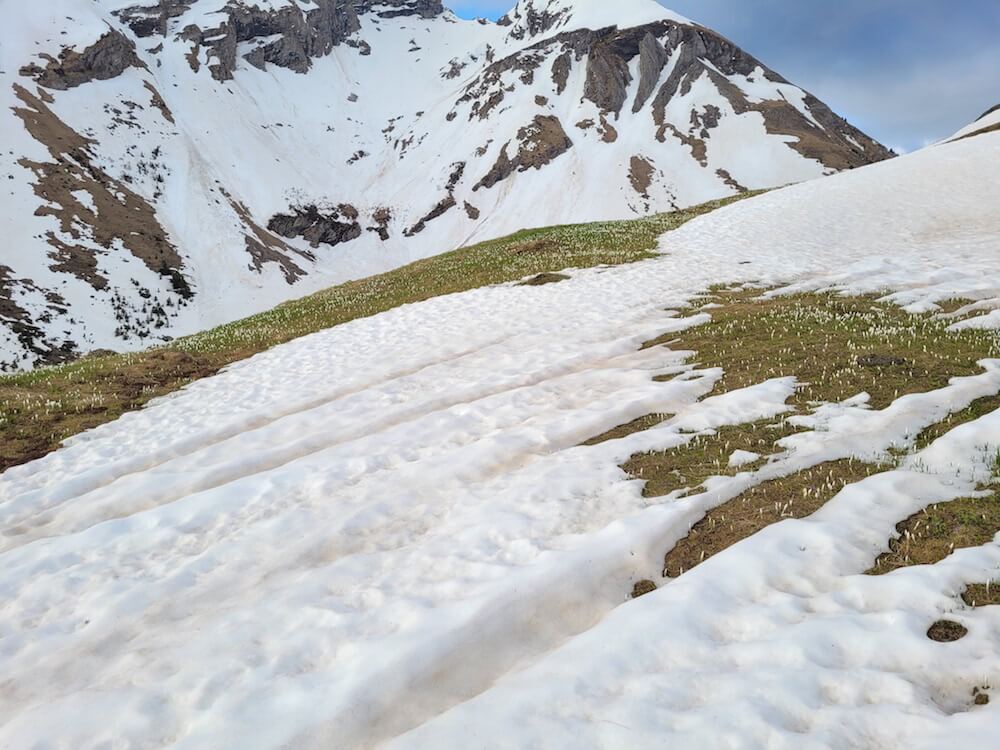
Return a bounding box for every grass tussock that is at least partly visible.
[0,196,752,473]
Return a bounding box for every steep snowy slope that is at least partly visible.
[949,103,1000,141]
[0,0,892,370]
[0,124,996,748]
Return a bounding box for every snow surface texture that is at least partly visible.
[0,126,998,748]
[948,104,1000,141]
[0,0,890,369]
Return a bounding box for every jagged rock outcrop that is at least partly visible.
[19,31,145,90]
[358,0,444,19]
[268,205,363,248]
[178,1,362,80]
[499,2,571,41]
[633,32,669,112]
[114,1,195,38]
[475,116,573,191]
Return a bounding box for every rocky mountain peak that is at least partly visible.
[2,0,893,370]
[499,0,687,41]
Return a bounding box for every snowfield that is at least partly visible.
[1,133,999,747]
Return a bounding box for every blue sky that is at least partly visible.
[443,0,1000,153]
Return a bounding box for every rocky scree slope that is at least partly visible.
[0,0,892,370]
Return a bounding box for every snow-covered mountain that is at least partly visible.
[0,0,893,370]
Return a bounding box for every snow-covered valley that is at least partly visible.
[1,110,999,748]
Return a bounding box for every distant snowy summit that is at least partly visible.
[0,0,893,369]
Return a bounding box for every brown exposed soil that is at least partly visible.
[962,583,1000,608]
[662,460,882,578]
[715,168,747,192]
[464,202,480,220]
[143,81,175,124]
[583,413,673,446]
[659,123,707,166]
[927,620,968,642]
[11,84,186,289]
[224,193,311,283]
[598,114,618,143]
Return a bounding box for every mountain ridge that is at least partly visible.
[0,0,893,370]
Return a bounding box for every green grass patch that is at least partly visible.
[870,491,1000,575]
[584,288,1000,581]
[0,195,750,473]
